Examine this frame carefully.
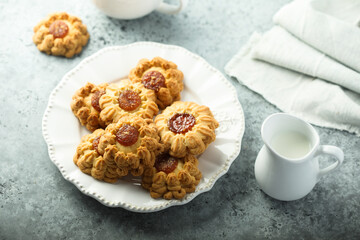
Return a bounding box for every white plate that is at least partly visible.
[42,42,245,212]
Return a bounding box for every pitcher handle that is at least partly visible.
[156,0,188,15]
[316,145,344,180]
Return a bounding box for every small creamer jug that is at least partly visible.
[255,113,344,201]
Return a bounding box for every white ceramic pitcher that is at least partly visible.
[255,113,344,201]
[92,0,188,19]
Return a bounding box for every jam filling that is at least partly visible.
[92,136,101,155]
[116,124,139,146]
[91,90,106,112]
[49,20,69,38]
[155,153,178,174]
[168,113,196,134]
[141,71,166,92]
[118,90,141,111]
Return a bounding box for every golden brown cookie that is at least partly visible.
[97,115,163,177]
[142,153,202,200]
[33,12,89,58]
[99,79,159,126]
[155,101,219,158]
[128,57,184,109]
[73,129,122,183]
[71,82,108,132]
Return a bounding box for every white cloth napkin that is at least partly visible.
[274,0,360,72]
[252,26,360,94]
[225,0,360,135]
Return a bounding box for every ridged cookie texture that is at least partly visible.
[70,82,108,132]
[33,12,89,58]
[155,101,219,158]
[129,57,184,109]
[73,129,122,183]
[97,115,163,177]
[142,154,202,200]
[99,79,158,125]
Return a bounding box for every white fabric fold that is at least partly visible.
[274,0,360,72]
[225,33,360,135]
[251,26,360,94]
[225,0,360,135]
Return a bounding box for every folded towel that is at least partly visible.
[225,0,360,135]
[225,33,360,135]
[252,26,360,94]
[274,0,360,72]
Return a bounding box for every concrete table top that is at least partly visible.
[1,0,359,239]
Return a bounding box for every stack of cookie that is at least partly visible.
[71,57,219,200]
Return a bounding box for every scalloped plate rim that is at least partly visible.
[42,41,245,213]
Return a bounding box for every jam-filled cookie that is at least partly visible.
[142,153,202,200]
[97,115,163,177]
[128,57,184,109]
[73,129,122,183]
[99,79,159,126]
[155,101,219,158]
[33,12,89,58]
[71,82,108,132]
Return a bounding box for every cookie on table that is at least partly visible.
[142,153,202,200]
[33,12,89,58]
[99,79,159,126]
[155,101,219,158]
[71,82,108,132]
[73,129,122,183]
[97,115,163,177]
[128,57,184,109]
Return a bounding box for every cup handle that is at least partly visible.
[316,145,344,180]
[156,0,188,15]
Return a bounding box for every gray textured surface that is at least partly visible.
[0,0,359,239]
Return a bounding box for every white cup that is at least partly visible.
[92,0,188,20]
[255,113,344,201]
